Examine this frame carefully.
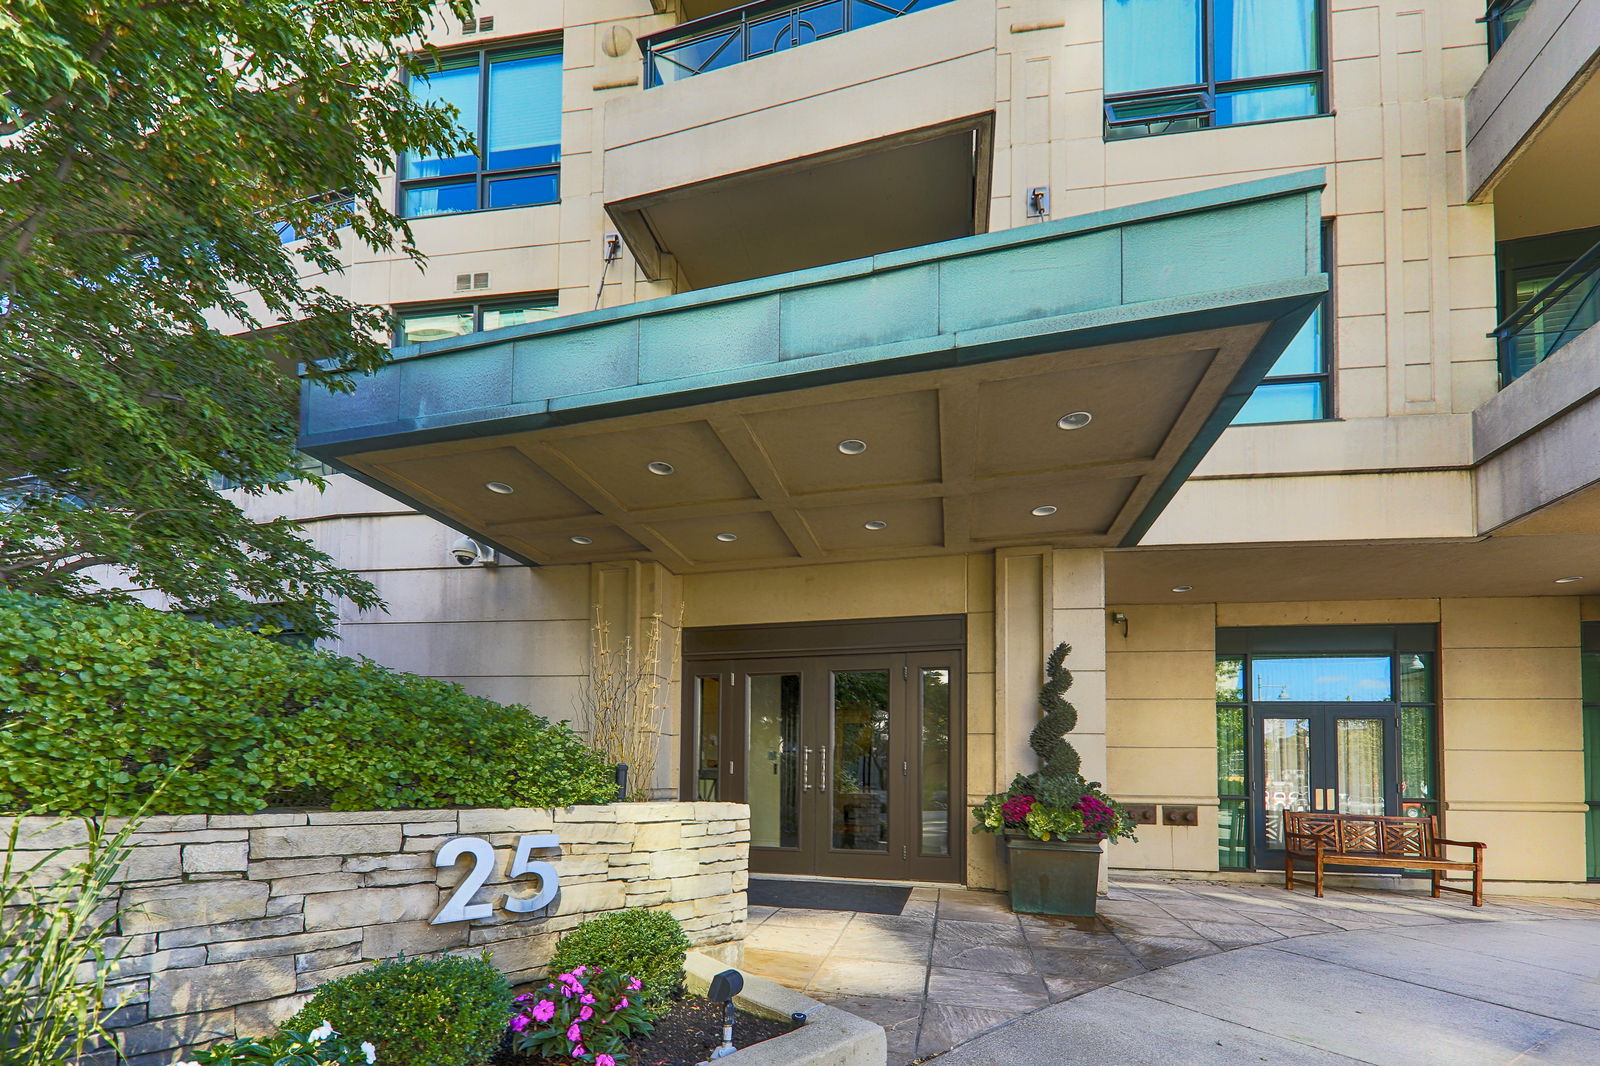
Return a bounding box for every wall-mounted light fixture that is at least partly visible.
[1108,610,1128,639]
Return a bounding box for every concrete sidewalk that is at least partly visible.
[929,916,1600,1064]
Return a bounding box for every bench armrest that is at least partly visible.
[1434,837,1485,849]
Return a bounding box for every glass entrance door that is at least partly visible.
[1252,705,1398,869]
[685,649,962,882]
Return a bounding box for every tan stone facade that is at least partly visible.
[8,804,747,1064]
[210,1,1600,892]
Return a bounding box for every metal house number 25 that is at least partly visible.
[430,834,561,925]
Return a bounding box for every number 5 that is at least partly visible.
[503,833,560,914]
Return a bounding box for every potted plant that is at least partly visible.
[972,643,1136,916]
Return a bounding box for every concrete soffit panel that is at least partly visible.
[299,172,1327,571]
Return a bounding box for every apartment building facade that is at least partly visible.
[247,0,1600,893]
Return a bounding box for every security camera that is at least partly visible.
[449,536,496,567]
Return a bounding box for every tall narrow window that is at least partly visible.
[1233,222,1332,424]
[1104,0,1325,140]
[1216,656,1248,869]
[401,42,562,217]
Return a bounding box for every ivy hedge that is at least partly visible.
[0,592,618,814]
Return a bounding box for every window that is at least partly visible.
[400,42,562,217]
[1232,222,1332,424]
[1103,0,1325,139]
[1485,0,1534,58]
[395,295,559,346]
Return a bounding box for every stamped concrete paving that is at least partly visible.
[741,875,1600,1065]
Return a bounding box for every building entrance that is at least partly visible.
[683,618,964,883]
[1216,626,1439,872]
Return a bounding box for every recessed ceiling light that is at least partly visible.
[838,439,868,455]
[569,535,593,546]
[646,461,675,476]
[1171,585,1193,593]
[1555,576,1584,584]
[864,520,887,531]
[484,481,514,494]
[1031,505,1058,517]
[1057,411,1093,431]
[715,532,738,542]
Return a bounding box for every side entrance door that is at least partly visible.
[1252,704,1398,870]
[684,650,962,883]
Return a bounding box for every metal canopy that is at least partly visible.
[301,172,1326,570]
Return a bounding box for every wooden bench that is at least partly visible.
[1283,811,1487,906]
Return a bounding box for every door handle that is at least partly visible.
[802,747,812,792]
[819,746,829,794]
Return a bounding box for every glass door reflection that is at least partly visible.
[747,672,801,851]
[1261,716,1311,850]
[830,669,891,853]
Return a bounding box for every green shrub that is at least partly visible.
[0,592,618,814]
[547,908,690,1013]
[288,954,512,1066]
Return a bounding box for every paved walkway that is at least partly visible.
[742,875,1600,1064]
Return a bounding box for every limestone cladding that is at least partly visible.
[5,802,748,1066]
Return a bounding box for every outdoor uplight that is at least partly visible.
[703,969,744,1062]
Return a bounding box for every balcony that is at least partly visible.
[1466,0,1600,239]
[604,0,994,288]
[1494,238,1600,383]
[641,0,961,87]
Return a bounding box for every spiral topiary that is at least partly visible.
[1028,642,1082,779]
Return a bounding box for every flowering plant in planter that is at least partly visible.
[973,773,1135,842]
[510,966,656,1065]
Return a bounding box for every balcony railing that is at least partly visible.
[640,0,959,88]
[1494,239,1600,384]
[1483,0,1535,58]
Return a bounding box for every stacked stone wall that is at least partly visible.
[5,802,748,1065]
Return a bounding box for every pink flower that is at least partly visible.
[574,965,588,976]
[567,1022,582,1043]
[581,993,596,1005]
[627,977,643,991]
[597,1056,616,1066]
[617,997,629,1010]
[573,1047,586,1058]
[579,1005,594,1022]
[509,1015,530,1033]
[531,999,556,1023]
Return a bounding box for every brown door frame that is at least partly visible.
[682,617,966,883]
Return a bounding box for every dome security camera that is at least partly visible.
[449,536,497,567]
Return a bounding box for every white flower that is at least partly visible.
[361,1041,377,1064]
[308,1020,337,1042]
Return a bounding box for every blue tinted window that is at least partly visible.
[1104,0,1324,138]
[403,181,477,218]
[1104,0,1202,95]
[401,43,561,216]
[1252,656,1392,702]
[1213,0,1318,80]
[1233,381,1325,424]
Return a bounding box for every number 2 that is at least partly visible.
[432,837,495,924]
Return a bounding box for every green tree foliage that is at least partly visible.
[1028,642,1082,779]
[0,592,618,814]
[0,0,476,637]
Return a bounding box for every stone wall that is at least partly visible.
[7,802,748,1065]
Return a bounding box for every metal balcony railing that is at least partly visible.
[1493,239,1600,384]
[640,0,959,88]
[1483,0,1535,58]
